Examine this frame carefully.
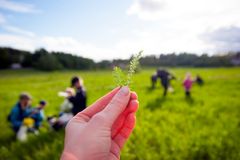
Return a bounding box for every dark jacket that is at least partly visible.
[157,70,170,87]
[9,103,31,132]
[157,70,175,87]
[69,87,87,115]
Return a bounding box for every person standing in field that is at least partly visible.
[157,69,175,96]
[68,76,87,115]
[183,73,194,97]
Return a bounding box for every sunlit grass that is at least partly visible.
[0,67,240,160]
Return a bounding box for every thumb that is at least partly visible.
[96,86,130,127]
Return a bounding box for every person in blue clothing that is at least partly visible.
[30,100,47,129]
[9,93,32,133]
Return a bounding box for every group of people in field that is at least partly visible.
[7,70,203,141]
[151,68,204,97]
[7,76,87,141]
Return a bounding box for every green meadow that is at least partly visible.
[0,68,240,160]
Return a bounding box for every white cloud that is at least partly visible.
[2,25,35,37]
[0,33,125,61]
[115,29,207,55]
[127,0,240,22]
[40,36,115,60]
[128,0,165,13]
[0,34,37,51]
[0,0,38,13]
[0,25,238,62]
[201,26,240,52]
[127,0,166,21]
[126,0,240,54]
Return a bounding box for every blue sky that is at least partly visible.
[0,0,240,61]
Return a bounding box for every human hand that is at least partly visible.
[66,91,73,97]
[61,86,139,160]
[30,109,39,115]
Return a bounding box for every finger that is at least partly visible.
[111,100,139,138]
[122,100,139,116]
[100,86,130,126]
[109,141,121,160]
[130,91,138,100]
[77,89,135,120]
[110,112,137,160]
[75,87,120,120]
[113,113,136,149]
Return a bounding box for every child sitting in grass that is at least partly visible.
[30,100,47,130]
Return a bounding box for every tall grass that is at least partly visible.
[0,68,240,160]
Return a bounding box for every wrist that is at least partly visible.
[61,151,79,160]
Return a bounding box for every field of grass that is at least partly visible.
[0,68,240,160]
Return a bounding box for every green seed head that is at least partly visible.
[112,50,143,87]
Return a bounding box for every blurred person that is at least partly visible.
[151,73,158,89]
[61,86,139,160]
[183,73,194,97]
[47,88,75,131]
[8,93,32,141]
[30,100,47,129]
[157,69,175,96]
[59,88,75,113]
[47,113,73,131]
[195,74,204,86]
[68,76,87,115]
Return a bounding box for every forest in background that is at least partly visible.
[0,47,239,71]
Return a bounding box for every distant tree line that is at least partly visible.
[139,53,238,67]
[0,47,95,71]
[0,47,239,71]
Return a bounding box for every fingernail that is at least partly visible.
[119,86,129,96]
